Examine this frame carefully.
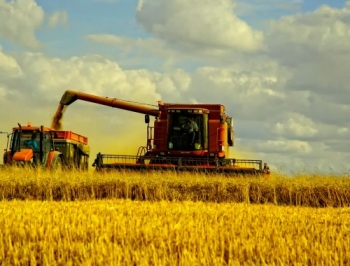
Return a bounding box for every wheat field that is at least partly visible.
[0,167,349,206]
[0,167,350,265]
[1,199,350,265]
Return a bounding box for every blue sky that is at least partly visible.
[3,0,347,58]
[1,0,350,173]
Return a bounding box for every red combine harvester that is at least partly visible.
[2,122,90,170]
[59,90,270,175]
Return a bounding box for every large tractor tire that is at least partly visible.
[51,156,64,171]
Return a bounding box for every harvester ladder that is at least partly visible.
[146,125,154,150]
[146,125,165,149]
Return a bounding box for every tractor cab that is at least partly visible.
[3,122,90,170]
[11,129,53,153]
[167,108,209,151]
[3,123,59,167]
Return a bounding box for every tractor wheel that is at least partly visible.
[52,156,64,171]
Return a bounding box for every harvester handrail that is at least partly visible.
[136,146,147,157]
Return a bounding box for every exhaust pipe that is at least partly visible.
[17,123,22,152]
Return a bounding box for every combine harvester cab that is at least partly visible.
[3,122,90,170]
[59,90,270,176]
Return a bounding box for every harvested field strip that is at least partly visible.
[0,200,349,265]
[1,168,350,206]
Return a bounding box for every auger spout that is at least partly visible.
[59,90,160,117]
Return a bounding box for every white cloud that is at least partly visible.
[137,0,144,11]
[273,113,318,138]
[48,11,68,28]
[257,140,313,154]
[264,2,350,125]
[188,66,288,121]
[153,69,191,101]
[12,52,161,103]
[0,85,7,97]
[268,4,350,53]
[337,127,348,134]
[136,0,264,53]
[0,46,23,79]
[0,0,44,49]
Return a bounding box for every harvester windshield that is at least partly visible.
[167,109,208,151]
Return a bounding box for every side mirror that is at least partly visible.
[145,114,150,124]
[220,115,225,124]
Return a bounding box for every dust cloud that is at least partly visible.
[51,104,66,130]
